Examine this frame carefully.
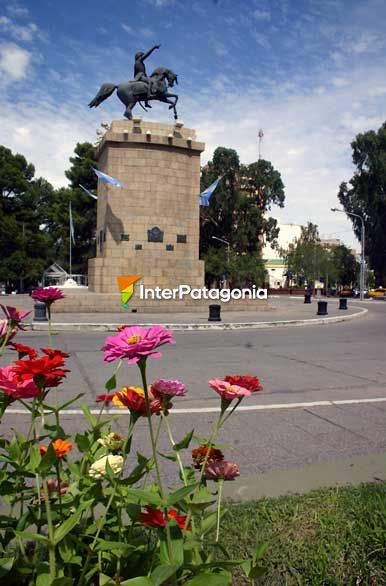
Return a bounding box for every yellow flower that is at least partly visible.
[89,455,124,479]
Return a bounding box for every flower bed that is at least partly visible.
[0,291,266,585]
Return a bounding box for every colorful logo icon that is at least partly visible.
[117,276,141,308]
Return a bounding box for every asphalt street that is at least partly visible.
[1,299,386,484]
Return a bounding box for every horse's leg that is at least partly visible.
[124,100,136,120]
[164,93,178,119]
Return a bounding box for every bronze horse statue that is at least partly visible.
[88,67,179,120]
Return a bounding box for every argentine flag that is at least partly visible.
[79,184,98,200]
[69,201,75,245]
[93,167,124,187]
[199,177,221,207]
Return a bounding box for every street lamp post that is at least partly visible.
[211,236,231,287]
[211,236,230,263]
[331,208,366,301]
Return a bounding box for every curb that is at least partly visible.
[29,307,368,332]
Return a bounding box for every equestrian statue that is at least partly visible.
[88,44,179,120]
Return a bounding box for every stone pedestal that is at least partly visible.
[88,119,205,298]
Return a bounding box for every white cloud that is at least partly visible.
[182,65,386,249]
[209,39,228,57]
[0,15,38,42]
[253,9,271,21]
[0,42,30,80]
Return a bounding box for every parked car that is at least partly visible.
[369,287,386,300]
[352,288,369,298]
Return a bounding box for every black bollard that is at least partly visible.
[304,293,312,304]
[34,302,47,322]
[208,304,221,322]
[317,300,328,316]
[339,298,348,310]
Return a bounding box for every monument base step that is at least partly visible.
[52,291,270,314]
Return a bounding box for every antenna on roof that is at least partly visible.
[258,128,264,160]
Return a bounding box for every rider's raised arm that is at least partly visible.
[141,44,161,61]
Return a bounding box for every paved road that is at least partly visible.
[1,300,386,483]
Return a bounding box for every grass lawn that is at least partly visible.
[219,482,386,585]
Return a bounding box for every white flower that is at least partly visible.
[97,432,123,451]
[89,455,124,479]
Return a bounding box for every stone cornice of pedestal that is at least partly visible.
[96,119,205,157]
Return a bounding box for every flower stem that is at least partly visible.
[138,359,174,563]
[215,479,224,542]
[162,412,187,486]
[42,478,56,581]
[47,305,52,348]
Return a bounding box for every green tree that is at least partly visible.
[283,222,325,288]
[200,147,285,286]
[42,142,98,274]
[329,244,359,287]
[338,121,386,285]
[0,146,53,290]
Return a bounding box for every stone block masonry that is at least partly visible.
[88,119,205,295]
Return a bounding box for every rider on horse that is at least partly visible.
[133,44,160,108]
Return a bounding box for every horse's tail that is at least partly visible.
[88,83,117,108]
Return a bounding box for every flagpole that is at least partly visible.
[69,201,72,277]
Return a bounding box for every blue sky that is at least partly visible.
[1,0,386,248]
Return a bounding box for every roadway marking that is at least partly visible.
[5,397,386,416]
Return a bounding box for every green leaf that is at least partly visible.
[99,574,116,586]
[166,483,198,507]
[38,443,57,473]
[105,374,117,391]
[81,403,97,428]
[58,536,75,563]
[51,579,75,586]
[75,433,90,452]
[150,564,180,586]
[124,487,162,506]
[36,562,51,586]
[157,451,177,462]
[159,521,184,567]
[93,539,135,553]
[120,579,152,586]
[58,393,85,411]
[29,444,42,472]
[253,541,269,563]
[188,488,217,512]
[0,557,14,578]
[53,507,83,545]
[15,530,48,543]
[200,511,218,535]
[173,430,194,451]
[185,574,230,585]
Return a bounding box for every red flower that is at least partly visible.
[112,386,164,415]
[0,365,39,400]
[31,287,64,305]
[192,445,224,469]
[96,393,116,403]
[41,348,70,359]
[224,375,263,393]
[10,343,38,359]
[140,506,189,530]
[13,355,69,389]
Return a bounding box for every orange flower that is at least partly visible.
[39,438,73,458]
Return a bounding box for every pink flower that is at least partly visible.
[1,305,31,330]
[0,365,39,400]
[151,378,186,397]
[204,460,240,481]
[208,379,252,401]
[31,287,64,305]
[102,325,176,365]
